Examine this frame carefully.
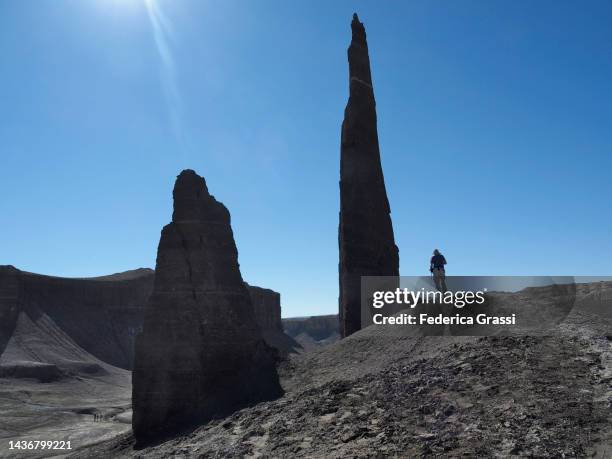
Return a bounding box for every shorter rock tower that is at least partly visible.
[132,169,282,442]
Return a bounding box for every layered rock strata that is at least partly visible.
[0,266,153,370]
[283,314,339,342]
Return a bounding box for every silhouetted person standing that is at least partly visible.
[430,249,447,292]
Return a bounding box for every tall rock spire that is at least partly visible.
[339,14,400,338]
[132,169,282,442]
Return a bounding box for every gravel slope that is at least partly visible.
[74,308,612,458]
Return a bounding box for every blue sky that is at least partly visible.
[1,0,611,317]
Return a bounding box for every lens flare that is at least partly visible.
[145,0,184,150]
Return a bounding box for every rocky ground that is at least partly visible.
[0,367,132,459]
[2,282,611,458]
[73,309,612,458]
[0,303,134,459]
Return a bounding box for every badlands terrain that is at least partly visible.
[1,265,610,457]
[74,312,612,457]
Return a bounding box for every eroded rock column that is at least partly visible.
[132,169,282,442]
[339,14,400,338]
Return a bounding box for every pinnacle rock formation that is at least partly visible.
[132,170,282,442]
[339,14,399,338]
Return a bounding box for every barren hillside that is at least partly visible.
[73,284,612,458]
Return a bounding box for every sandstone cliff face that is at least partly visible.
[132,170,282,442]
[247,284,282,332]
[247,284,302,356]
[338,14,400,338]
[0,266,153,370]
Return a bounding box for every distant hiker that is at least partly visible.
[430,249,447,293]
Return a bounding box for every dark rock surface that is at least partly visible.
[0,266,20,359]
[338,13,399,338]
[0,361,63,383]
[132,169,282,442]
[247,284,282,331]
[0,265,153,370]
[283,314,340,350]
[248,284,302,356]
